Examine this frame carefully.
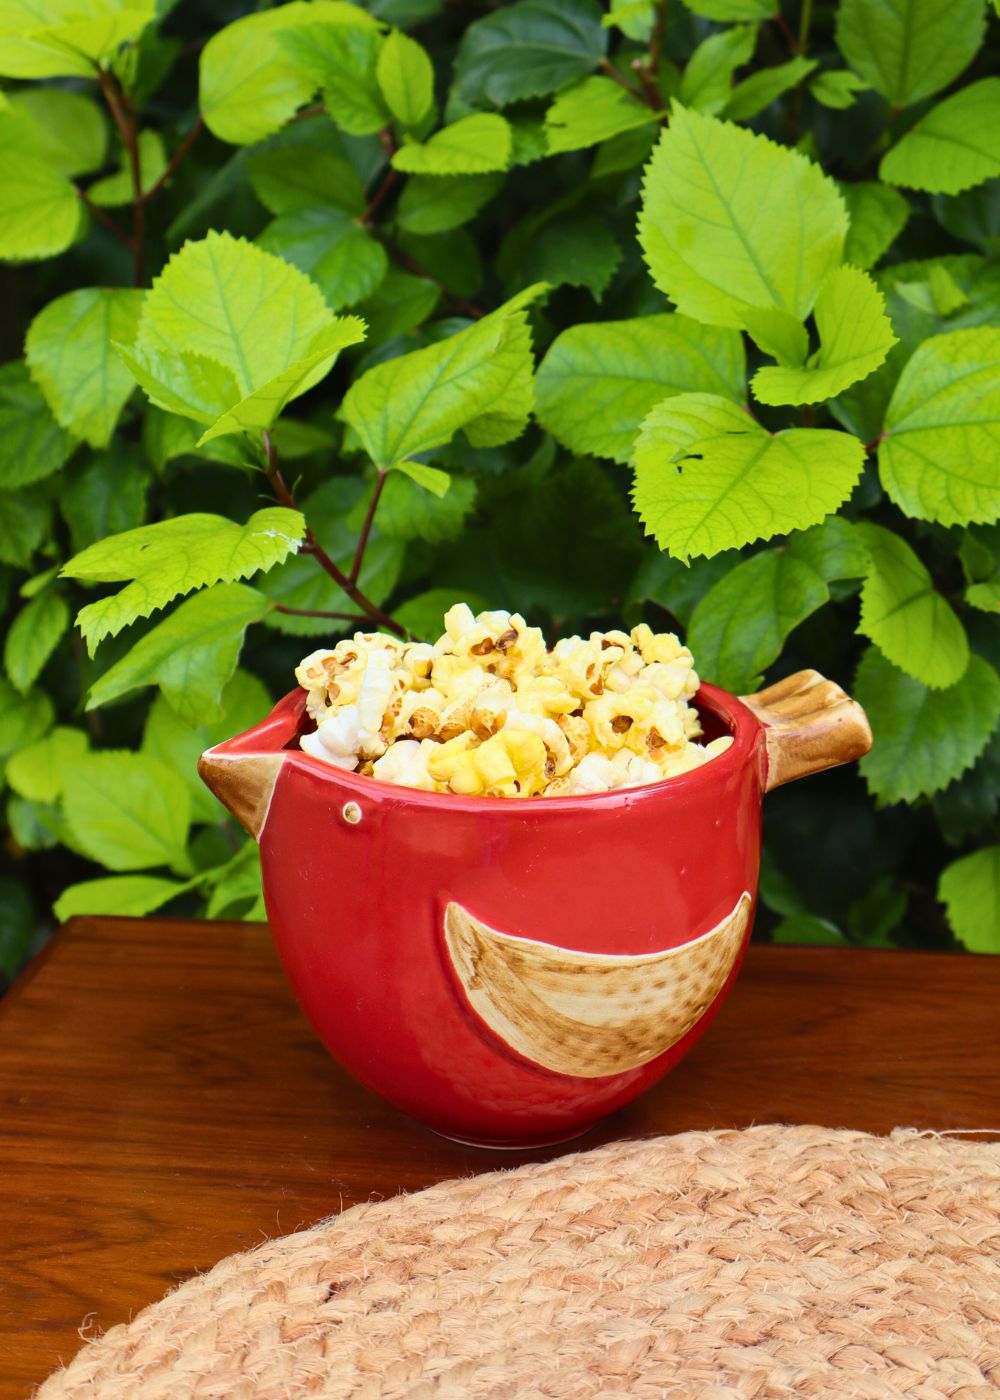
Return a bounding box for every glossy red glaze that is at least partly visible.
[207,684,770,1147]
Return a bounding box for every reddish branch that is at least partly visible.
[96,67,144,285]
[350,470,387,585]
[77,187,133,248]
[142,117,204,202]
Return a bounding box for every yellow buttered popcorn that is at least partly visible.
[295,606,732,797]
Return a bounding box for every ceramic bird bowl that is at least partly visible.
[199,669,871,1148]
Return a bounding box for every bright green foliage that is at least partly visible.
[85,583,272,723]
[633,393,865,559]
[0,362,74,487]
[682,0,775,16]
[879,327,1000,527]
[741,307,809,368]
[3,591,69,693]
[752,266,897,406]
[6,726,88,804]
[810,69,868,109]
[55,874,190,921]
[724,56,816,121]
[0,676,53,764]
[61,752,192,873]
[279,22,388,136]
[258,208,387,309]
[835,0,986,108]
[856,649,1000,805]
[536,315,745,463]
[62,508,305,651]
[939,846,1000,951]
[680,26,757,115]
[249,139,364,218]
[396,175,502,234]
[392,115,512,176]
[858,524,969,689]
[376,29,434,128]
[453,0,606,107]
[880,80,1000,196]
[841,183,909,271]
[26,288,143,448]
[88,129,166,206]
[0,0,156,80]
[4,89,107,174]
[0,146,81,261]
[638,107,847,327]
[545,75,658,151]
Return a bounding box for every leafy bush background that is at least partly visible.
[1,0,998,983]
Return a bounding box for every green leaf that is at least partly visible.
[4,88,106,174]
[61,440,149,553]
[380,473,475,541]
[938,845,1000,951]
[632,393,865,560]
[933,730,1000,844]
[772,915,847,946]
[87,128,166,206]
[835,0,986,108]
[25,287,143,448]
[752,266,897,406]
[54,873,190,922]
[278,22,388,136]
[0,490,48,568]
[786,516,870,582]
[855,647,1000,805]
[62,507,305,651]
[0,360,74,488]
[392,114,512,176]
[4,590,69,693]
[248,138,365,217]
[933,181,1000,254]
[841,182,910,270]
[535,314,746,464]
[0,1,156,80]
[0,146,81,261]
[681,0,776,19]
[896,265,970,316]
[86,582,272,723]
[6,725,88,803]
[258,206,387,309]
[967,577,1000,613]
[0,676,53,765]
[396,173,502,234]
[544,74,658,151]
[355,267,440,343]
[880,79,1000,196]
[687,546,830,692]
[62,751,192,873]
[506,213,620,301]
[342,285,543,468]
[376,27,434,127]
[857,523,969,689]
[199,2,377,145]
[453,0,606,108]
[741,307,809,367]
[680,25,757,116]
[392,460,452,496]
[203,842,263,919]
[638,106,847,328]
[724,56,817,122]
[116,344,240,427]
[809,69,869,109]
[879,326,1000,527]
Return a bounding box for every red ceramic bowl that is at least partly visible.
[199,668,870,1148]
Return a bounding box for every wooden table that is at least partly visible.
[2,918,998,1398]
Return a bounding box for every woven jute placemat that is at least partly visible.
[38,1124,1000,1399]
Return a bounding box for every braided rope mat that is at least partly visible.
[39,1125,1000,1400]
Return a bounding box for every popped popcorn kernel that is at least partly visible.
[295,608,732,797]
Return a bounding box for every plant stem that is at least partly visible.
[350,469,387,584]
[77,187,134,248]
[383,238,485,318]
[599,56,654,107]
[97,67,144,286]
[797,0,813,52]
[261,431,406,638]
[773,11,799,53]
[361,167,399,225]
[142,116,204,202]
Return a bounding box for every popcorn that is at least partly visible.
[295,607,733,798]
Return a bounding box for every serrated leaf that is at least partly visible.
[939,845,1000,952]
[4,591,69,693]
[62,750,192,872]
[835,0,985,108]
[880,79,1000,196]
[752,266,897,406]
[841,182,909,270]
[857,523,969,688]
[453,0,606,109]
[116,344,240,426]
[355,267,440,342]
[86,582,272,723]
[3,88,106,174]
[54,874,190,922]
[786,516,870,582]
[278,22,388,136]
[507,213,619,300]
[0,1,156,80]
[199,2,377,145]
[879,326,1000,527]
[632,392,865,560]
[61,440,149,553]
[342,285,543,468]
[258,206,387,310]
[535,314,745,464]
[6,725,88,803]
[87,128,165,206]
[724,55,816,121]
[376,27,434,127]
[396,173,502,234]
[933,729,1000,844]
[0,146,81,261]
[933,180,1000,254]
[680,25,756,116]
[25,287,143,448]
[856,647,1000,805]
[687,547,829,692]
[741,307,809,368]
[0,361,74,487]
[0,490,48,567]
[392,113,512,175]
[681,0,776,18]
[544,74,658,151]
[810,69,869,109]
[392,460,451,496]
[638,106,847,328]
[248,138,365,217]
[62,507,305,651]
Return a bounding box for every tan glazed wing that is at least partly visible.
[444,892,752,1079]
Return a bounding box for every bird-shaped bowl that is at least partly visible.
[199,669,871,1148]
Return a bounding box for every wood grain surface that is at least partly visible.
[2,917,998,1398]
